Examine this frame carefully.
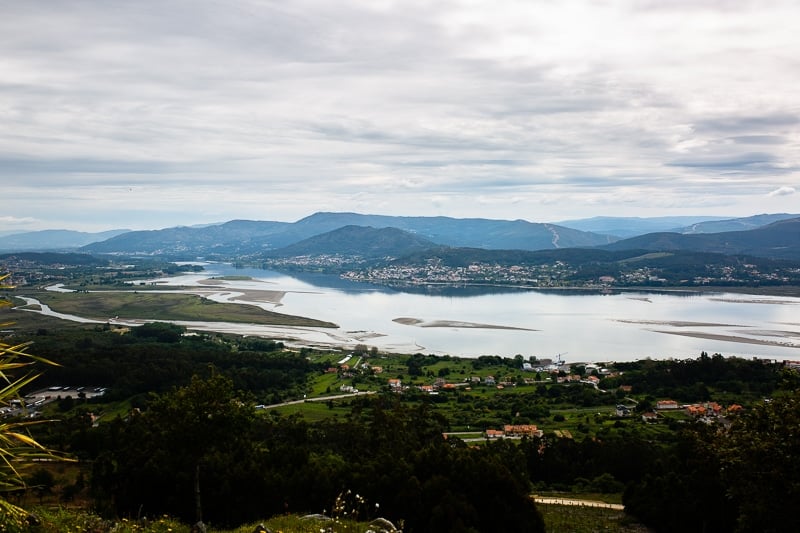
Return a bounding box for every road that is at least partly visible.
[532,496,624,510]
[258,390,377,409]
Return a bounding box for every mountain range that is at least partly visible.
[0,229,129,251]
[601,216,800,260]
[554,213,799,237]
[0,212,798,261]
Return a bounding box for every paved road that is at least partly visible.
[532,496,624,510]
[258,390,376,409]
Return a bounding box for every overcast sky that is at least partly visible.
[2,0,799,232]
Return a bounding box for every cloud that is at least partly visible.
[1,1,799,230]
[0,216,38,226]
[768,186,797,197]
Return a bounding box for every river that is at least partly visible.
[140,263,800,363]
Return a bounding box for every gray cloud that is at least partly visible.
[1,0,799,230]
[768,186,796,197]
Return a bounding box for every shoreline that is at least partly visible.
[372,280,800,298]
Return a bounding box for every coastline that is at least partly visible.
[374,279,800,298]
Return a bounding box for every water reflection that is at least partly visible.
[174,263,800,362]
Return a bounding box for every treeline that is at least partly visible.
[604,352,782,402]
[80,375,545,532]
[624,387,800,532]
[24,323,313,402]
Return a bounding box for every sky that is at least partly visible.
[2,0,799,233]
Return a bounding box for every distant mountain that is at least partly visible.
[62,212,800,260]
[556,213,800,238]
[602,217,800,260]
[676,213,800,234]
[267,225,439,259]
[0,251,110,266]
[82,220,291,257]
[555,216,730,238]
[80,212,615,257]
[0,229,130,251]
[281,212,615,250]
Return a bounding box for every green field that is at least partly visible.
[538,503,651,532]
[18,290,337,328]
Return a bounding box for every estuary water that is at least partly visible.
[157,263,800,363]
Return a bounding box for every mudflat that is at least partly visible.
[393,317,537,331]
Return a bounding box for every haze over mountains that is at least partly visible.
[554,213,799,238]
[0,212,798,261]
[0,229,130,251]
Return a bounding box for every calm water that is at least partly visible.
[169,264,800,363]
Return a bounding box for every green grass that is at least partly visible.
[23,291,336,328]
[268,400,352,422]
[40,398,133,424]
[538,503,651,532]
[308,372,345,395]
[17,500,651,533]
[28,508,374,533]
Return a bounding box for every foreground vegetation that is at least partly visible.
[27,507,372,533]
[25,503,644,533]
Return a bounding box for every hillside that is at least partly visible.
[265,225,439,259]
[82,220,291,257]
[555,213,799,238]
[554,215,728,238]
[601,217,800,260]
[677,213,800,234]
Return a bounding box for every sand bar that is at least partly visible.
[616,319,743,328]
[650,329,800,348]
[393,317,537,331]
[709,297,798,305]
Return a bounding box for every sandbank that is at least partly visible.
[393,317,537,331]
[650,329,800,349]
[709,297,799,305]
[730,329,800,339]
[616,319,743,328]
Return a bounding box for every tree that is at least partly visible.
[131,321,185,342]
[718,390,800,532]
[26,467,55,503]
[97,371,270,526]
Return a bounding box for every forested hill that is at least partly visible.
[601,216,800,260]
[264,225,438,259]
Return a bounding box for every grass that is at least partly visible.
[267,400,352,422]
[538,503,651,532]
[29,504,653,533]
[536,492,623,505]
[308,372,346,396]
[28,508,374,533]
[20,291,336,328]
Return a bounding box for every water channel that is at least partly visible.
[146,263,800,363]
